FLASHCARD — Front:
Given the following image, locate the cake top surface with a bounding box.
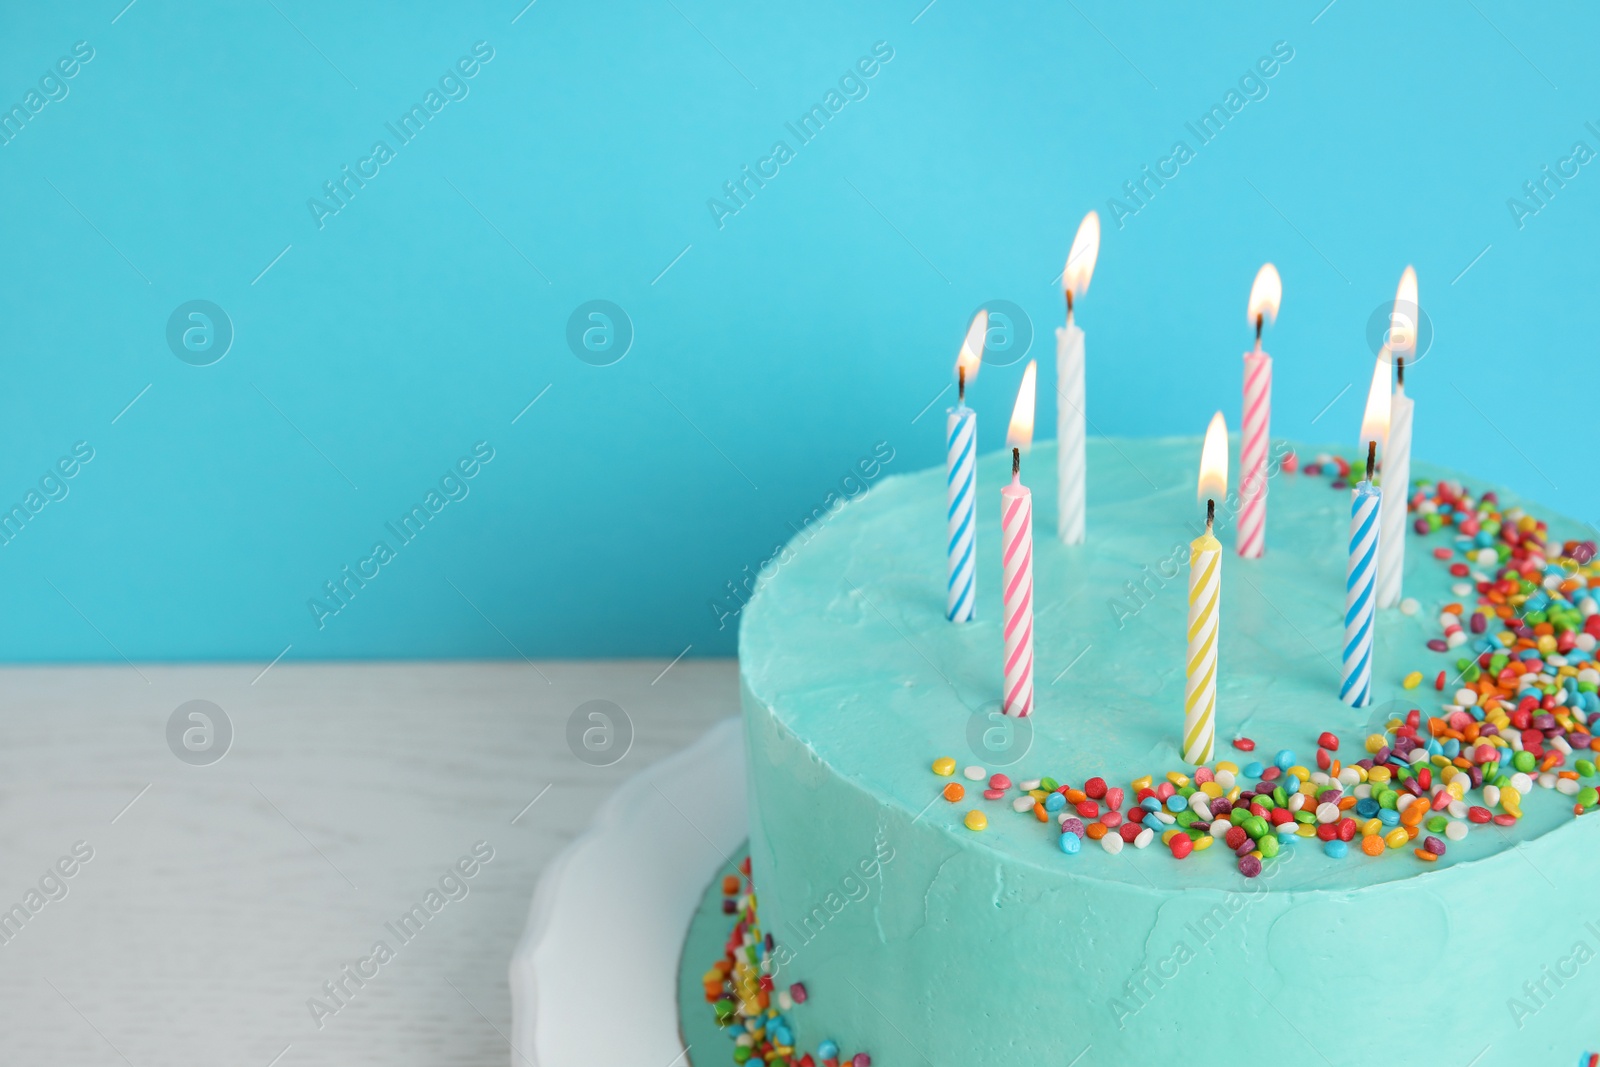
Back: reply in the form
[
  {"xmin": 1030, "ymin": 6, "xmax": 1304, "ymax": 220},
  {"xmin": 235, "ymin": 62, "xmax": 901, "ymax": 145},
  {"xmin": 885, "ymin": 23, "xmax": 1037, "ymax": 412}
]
[{"xmin": 740, "ymin": 436, "xmax": 1596, "ymax": 893}]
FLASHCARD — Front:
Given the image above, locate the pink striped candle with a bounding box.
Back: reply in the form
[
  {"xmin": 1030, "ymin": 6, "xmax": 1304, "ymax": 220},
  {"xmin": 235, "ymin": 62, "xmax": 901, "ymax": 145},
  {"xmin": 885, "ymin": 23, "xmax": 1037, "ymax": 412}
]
[
  {"xmin": 1237, "ymin": 264, "xmax": 1281, "ymax": 559},
  {"xmin": 1001, "ymin": 450, "xmax": 1034, "ymax": 718},
  {"xmin": 1003, "ymin": 364, "xmax": 1036, "ymax": 718}
]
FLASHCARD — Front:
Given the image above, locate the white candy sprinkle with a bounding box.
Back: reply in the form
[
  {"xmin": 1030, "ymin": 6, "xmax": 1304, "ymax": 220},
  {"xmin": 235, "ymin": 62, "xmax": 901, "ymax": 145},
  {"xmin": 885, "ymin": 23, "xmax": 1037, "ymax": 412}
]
[
  {"xmin": 1151, "ymin": 810, "xmax": 1176, "ymax": 826},
  {"xmin": 1451, "ymin": 582, "xmax": 1473, "ymax": 597},
  {"xmin": 1449, "ymin": 799, "xmax": 1470, "ymax": 818},
  {"xmin": 1216, "ymin": 770, "xmax": 1236, "ymax": 790},
  {"xmin": 1019, "ymin": 779, "xmax": 1041, "ymax": 791},
  {"xmin": 1400, "ymin": 597, "xmax": 1421, "ymax": 615},
  {"xmin": 1340, "ymin": 768, "xmax": 1363, "ymax": 787},
  {"xmin": 1510, "ymin": 772, "xmax": 1534, "ymax": 794},
  {"xmin": 1447, "ymin": 631, "xmax": 1468, "ymax": 648},
  {"xmin": 1539, "ymin": 772, "xmax": 1558, "ymax": 789},
  {"xmin": 1354, "ymin": 783, "xmax": 1374, "ymax": 799},
  {"xmin": 1557, "ymin": 777, "xmax": 1580, "ymax": 796},
  {"xmin": 963, "ymin": 765, "xmax": 986, "ymax": 781},
  {"xmin": 1445, "ymin": 820, "xmax": 1469, "ymax": 841},
  {"xmin": 1012, "ymin": 796, "xmax": 1035, "ymax": 813},
  {"xmin": 1316, "ymin": 802, "xmax": 1341, "ymax": 823},
  {"xmin": 777, "ymin": 991, "xmax": 794, "ymax": 1011},
  {"xmin": 1553, "ymin": 735, "xmax": 1573, "ymax": 755},
  {"xmin": 1101, "ymin": 833, "xmax": 1124, "ymax": 855},
  {"xmin": 1210, "ymin": 820, "xmax": 1231, "ymax": 837},
  {"xmin": 1476, "ymin": 548, "xmax": 1498, "ymax": 566},
  {"xmin": 1135, "ymin": 828, "xmax": 1155, "ymax": 849},
  {"xmin": 1288, "ymin": 793, "xmax": 1306, "ymax": 812},
  {"xmin": 1455, "ymin": 688, "xmax": 1478, "ymax": 706},
  {"xmin": 1482, "ymin": 785, "xmax": 1499, "ymax": 807}
]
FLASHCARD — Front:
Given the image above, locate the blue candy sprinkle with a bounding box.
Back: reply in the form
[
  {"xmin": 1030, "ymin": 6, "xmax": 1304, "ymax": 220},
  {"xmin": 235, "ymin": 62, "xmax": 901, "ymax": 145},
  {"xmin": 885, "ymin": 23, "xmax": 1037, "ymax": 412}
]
[{"xmin": 1059, "ymin": 831, "xmax": 1081, "ymax": 854}]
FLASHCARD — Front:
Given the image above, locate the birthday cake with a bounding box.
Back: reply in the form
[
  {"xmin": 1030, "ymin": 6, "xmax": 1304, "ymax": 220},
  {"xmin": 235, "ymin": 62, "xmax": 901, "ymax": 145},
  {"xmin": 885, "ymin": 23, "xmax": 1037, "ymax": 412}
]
[{"xmin": 684, "ymin": 435, "xmax": 1600, "ymax": 1066}]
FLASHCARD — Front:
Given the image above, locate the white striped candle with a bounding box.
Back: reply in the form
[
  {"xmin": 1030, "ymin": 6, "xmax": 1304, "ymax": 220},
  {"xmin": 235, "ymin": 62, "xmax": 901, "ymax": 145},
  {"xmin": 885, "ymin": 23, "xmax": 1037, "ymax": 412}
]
[
  {"xmin": 1341, "ymin": 443, "xmax": 1381, "ymax": 708},
  {"xmin": 1238, "ymin": 264, "xmax": 1280, "ymax": 559},
  {"xmin": 1056, "ymin": 211, "xmax": 1098, "ymax": 546},
  {"xmin": 1055, "ymin": 320, "xmax": 1085, "ymax": 545},
  {"xmin": 1376, "ymin": 361, "xmax": 1413, "ymax": 609},
  {"xmin": 1001, "ymin": 450, "xmax": 1034, "ymax": 717},
  {"xmin": 946, "ymin": 394, "xmax": 977, "ymax": 622}
]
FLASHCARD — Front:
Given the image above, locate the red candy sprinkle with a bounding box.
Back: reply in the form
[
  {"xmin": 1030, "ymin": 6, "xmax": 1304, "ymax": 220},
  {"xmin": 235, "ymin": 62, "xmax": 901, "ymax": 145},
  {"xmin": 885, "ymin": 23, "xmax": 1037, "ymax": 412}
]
[
  {"xmin": 1233, "ymin": 737, "xmax": 1256, "ymax": 752},
  {"xmin": 1084, "ymin": 776, "xmax": 1107, "ymax": 799},
  {"xmin": 1170, "ymin": 834, "xmax": 1194, "ymax": 859},
  {"xmin": 1318, "ymin": 732, "xmax": 1339, "ymax": 751}
]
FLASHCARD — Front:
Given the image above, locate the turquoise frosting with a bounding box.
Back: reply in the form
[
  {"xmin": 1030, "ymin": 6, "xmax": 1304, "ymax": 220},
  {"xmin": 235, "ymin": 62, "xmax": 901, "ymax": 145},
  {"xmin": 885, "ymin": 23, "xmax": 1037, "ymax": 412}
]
[{"xmin": 736, "ymin": 437, "xmax": 1599, "ymax": 1065}]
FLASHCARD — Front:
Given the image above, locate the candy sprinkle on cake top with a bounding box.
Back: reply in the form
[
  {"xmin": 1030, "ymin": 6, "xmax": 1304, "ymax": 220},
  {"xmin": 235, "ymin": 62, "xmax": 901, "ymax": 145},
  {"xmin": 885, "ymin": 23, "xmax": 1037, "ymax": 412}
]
[{"xmin": 926, "ymin": 458, "xmax": 1600, "ymax": 880}]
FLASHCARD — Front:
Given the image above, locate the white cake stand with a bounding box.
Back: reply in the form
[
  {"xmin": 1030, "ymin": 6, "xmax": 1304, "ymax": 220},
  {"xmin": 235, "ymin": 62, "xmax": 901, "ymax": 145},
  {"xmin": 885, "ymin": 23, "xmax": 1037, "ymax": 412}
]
[{"xmin": 510, "ymin": 717, "xmax": 746, "ymax": 1067}]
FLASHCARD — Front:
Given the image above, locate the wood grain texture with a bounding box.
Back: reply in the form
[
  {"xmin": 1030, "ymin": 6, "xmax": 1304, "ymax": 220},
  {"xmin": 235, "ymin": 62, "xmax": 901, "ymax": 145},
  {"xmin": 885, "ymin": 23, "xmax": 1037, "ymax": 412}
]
[{"xmin": 0, "ymin": 659, "xmax": 736, "ymax": 1066}]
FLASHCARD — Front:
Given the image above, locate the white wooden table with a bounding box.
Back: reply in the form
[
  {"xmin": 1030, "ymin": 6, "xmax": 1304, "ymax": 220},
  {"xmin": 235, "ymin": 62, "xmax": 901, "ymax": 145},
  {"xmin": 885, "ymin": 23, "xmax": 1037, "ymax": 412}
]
[{"xmin": 0, "ymin": 659, "xmax": 736, "ymax": 1067}]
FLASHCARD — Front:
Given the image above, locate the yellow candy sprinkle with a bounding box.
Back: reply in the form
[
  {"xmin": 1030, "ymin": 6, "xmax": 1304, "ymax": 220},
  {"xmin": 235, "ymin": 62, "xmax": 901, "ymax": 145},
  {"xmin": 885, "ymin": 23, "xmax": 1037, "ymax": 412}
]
[
  {"xmin": 1215, "ymin": 760, "xmax": 1240, "ymax": 774},
  {"xmin": 1166, "ymin": 771, "xmax": 1191, "ymax": 788},
  {"xmin": 964, "ymin": 810, "xmax": 988, "ymax": 831},
  {"xmin": 1161, "ymin": 828, "xmax": 1182, "ymax": 845},
  {"xmin": 1200, "ymin": 781, "xmax": 1224, "ymax": 799},
  {"xmin": 1193, "ymin": 835, "xmax": 1213, "ymax": 851},
  {"xmin": 1131, "ymin": 775, "xmax": 1153, "ymax": 792},
  {"xmin": 1361, "ymin": 818, "xmax": 1384, "ymax": 837},
  {"xmin": 1287, "ymin": 765, "xmax": 1310, "ymax": 780},
  {"xmin": 1366, "ymin": 734, "xmax": 1388, "ymax": 754},
  {"xmin": 1384, "ymin": 828, "xmax": 1410, "ymax": 849},
  {"xmin": 1403, "ymin": 671, "xmax": 1423, "ymax": 689},
  {"xmin": 1500, "ymin": 785, "xmax": 1522, "ymax": 815},
  {"xmin": 1369, "ymin": 767, "xmax": 1392, "ymax": 785},
  {"xmin": 932, "ymin": 757, "xmax": 956, "ymax": 776},
  {"xmin": 1296, "ymin": 823, "xmax": 1317, "ymax": 837}
]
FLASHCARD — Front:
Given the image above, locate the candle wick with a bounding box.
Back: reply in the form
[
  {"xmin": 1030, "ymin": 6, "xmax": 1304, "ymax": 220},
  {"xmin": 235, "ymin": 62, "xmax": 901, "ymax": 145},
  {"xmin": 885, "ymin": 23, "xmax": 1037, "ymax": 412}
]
[
  {"xmin": 959, "ymin": 364, "xmax": 965, "ymax": 403},
  {"xmin": 1366, "ymin": 440, "xmax": 1377, "ymax": 481},
  {"xmin": 1206, "ymin": 498, "xmax": 1215, "ymax": 533},
  {"xmin": 1012, "ymin": 447, "xmax": 1020, "ymax": 478},
  {"xmin": 1065, "ymin": 288, "xmax": 1074, "ymax": 320},
  {"xmin": 1255, "ymin": 313, "xmax": 1263, "ymax": 344},
  {"xmin": 1397, "ymin": 355, "xmax": 1406, "ymax": 388}
]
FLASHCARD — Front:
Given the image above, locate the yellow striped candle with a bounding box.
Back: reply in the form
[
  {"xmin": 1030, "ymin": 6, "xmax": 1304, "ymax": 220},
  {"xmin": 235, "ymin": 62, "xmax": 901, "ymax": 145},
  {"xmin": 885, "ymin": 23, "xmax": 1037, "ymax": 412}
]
[{"xmin": 1184, "ymin": 413, "xmax": 1228, "ymax": 765}]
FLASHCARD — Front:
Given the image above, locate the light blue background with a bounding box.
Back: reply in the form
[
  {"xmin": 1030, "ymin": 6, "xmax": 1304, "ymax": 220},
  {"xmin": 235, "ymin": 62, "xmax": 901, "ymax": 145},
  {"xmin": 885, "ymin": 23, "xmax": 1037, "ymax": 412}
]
[{"xmin": 0, "ymin": 1, "xmax": 1593, "ymax": 663}]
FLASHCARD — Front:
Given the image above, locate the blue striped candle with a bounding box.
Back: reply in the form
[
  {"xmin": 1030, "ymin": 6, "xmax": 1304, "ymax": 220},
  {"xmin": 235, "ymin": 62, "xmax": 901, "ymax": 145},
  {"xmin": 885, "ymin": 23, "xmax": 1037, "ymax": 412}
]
[
  {"xmin": 1340, "ymin": 445, "xmax": 1381, "ymax": 707},
  {"xmin": 946, "ymin": 400, "xmax": 977, "ymax": 622}
]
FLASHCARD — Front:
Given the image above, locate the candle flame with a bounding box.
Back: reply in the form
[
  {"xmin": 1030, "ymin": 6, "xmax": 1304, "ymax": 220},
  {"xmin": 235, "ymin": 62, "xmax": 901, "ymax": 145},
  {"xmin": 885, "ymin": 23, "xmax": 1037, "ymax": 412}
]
[
  {"xmin": 1390, "ymin": 265, "xmax": 1418, "ymax": 358},
  {"xmin": 955, "ymin": 309, "xmax": 986, "ymax": 383},
  {"xmin": 1197, "ymin": 411, "xmax": 1228, "ymax": 502},
  {"xmin": 1361, "ymin": 351, "xmax": 1391, "ymax": 451},
  {"xmin": 1062, "ymin": 211, "xmax": 1101, "ymax": 300},
  {"xmin": 1006, "ymin": 360, "xmax": 1037, "ymax": 450},
  {"xmin": 1247, "ymin": 263, "xmax": 1282, "ymax": 326}
]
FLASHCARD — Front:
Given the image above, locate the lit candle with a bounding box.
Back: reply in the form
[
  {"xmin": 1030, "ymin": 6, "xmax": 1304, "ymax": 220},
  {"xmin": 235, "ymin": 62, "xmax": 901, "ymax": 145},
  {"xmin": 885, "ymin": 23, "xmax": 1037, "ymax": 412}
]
[
  {"xmin": 1056, "ymin": 211, "xmax": 1099, "ymax": 546},
  {"xmin": 1341, "ymin": 365, "xmax": 1390, "ymax": 707},
  {"xmin": 1002, "ymin": 361, "xmax": 1037, "ymax": 717},
  {"xmin": 1184, "ymin": 413, "xmax": 1228, "ymax": 764},
  {"xmin": 946, "ymin": 311, "xmax": 987, "ymax": 623},
  {"xmin": 1237, "ymin": 264, "xmax": 1281, "ymax": 559},
  {"xmin": 1377, "ymin": 267, "xmax": 1417, "ymax": 610}
]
